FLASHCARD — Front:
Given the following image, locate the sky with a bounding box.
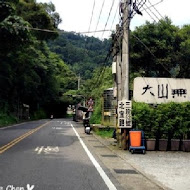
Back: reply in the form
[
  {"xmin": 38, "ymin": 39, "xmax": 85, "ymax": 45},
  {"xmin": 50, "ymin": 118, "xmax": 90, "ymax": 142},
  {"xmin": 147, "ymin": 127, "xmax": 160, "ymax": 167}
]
[{"xmin": 36, "ymin": 0, "xmax": 190, "ymax": 39}]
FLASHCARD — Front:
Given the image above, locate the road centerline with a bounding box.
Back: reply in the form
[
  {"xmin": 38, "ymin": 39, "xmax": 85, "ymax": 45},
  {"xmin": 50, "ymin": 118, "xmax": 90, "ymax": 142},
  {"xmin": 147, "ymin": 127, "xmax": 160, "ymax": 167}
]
[{"xmin": 0, "ymin": 121, "xmax": 50, "ymax": 154}]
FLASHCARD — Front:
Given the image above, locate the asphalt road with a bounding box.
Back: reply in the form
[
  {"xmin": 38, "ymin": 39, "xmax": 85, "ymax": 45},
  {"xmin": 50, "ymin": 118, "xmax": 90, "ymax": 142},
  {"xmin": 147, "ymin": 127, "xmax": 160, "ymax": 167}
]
[{"xmin": 0, "ymin": 119, "xmax": 118, "ymax": 190}]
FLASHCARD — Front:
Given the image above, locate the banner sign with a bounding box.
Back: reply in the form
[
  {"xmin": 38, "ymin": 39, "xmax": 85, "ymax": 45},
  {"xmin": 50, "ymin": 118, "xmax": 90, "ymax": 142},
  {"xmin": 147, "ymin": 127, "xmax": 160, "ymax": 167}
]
[
  {"xmin": 134, "ymin": 77, "xmax": 190, "ymax": 104},
  {"xmin": 118, "ymin": 100, "xmax": 132, "ymax": 128}
]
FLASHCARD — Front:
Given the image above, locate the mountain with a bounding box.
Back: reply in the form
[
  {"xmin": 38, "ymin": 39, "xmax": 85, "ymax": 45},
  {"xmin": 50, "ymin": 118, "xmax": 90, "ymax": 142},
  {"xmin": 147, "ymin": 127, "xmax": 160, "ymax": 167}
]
[{"xmin": 48, "ymin": 31, "xmax": 112, "ymax": 80}]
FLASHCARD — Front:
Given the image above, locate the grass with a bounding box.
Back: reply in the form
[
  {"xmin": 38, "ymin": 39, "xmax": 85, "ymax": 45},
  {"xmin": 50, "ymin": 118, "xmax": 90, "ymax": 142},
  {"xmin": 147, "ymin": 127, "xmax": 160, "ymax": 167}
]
[
  {"xmin": 0, "ymin": 112, "xmax": 18, "ymax": 128},
  {"xmin": 95, "ymin": 128, "xmax": 115, "ymax": 138}
]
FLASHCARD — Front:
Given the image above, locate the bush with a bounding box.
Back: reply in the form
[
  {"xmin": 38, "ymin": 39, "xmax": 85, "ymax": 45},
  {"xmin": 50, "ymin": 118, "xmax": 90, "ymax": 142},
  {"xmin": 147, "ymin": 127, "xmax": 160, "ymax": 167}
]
[
  {"xmin": 32, "ymin": 109, "xmax": 47, "ymax": 120},
  {"xmin": 0, "ymin": 112, "xmax": 18, "ymax": 127},
  {"xmin": 132, "ymin": 102, "xmax": 157, "ymax": 138},
  {"xmin": 132, "ymin": 101, "xmax": 190, "ymax": 139},
  {"xmin": 90, "ymin": 99, "xmax": 102, "ymax": 124}
]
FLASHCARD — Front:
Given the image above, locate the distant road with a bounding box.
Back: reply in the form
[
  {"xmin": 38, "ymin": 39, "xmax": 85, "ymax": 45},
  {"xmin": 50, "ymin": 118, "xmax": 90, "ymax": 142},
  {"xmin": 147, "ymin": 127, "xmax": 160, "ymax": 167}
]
[{"xmin": 0, "ymin": 119, "xmax": 117, "ymax": 190}]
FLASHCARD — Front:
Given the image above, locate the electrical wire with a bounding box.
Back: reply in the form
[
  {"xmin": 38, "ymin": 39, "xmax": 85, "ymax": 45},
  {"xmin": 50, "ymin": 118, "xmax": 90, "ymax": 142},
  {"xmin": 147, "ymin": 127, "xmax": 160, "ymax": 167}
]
[
  {"xmin": 144, "ymin": 3, "xmax": 160, "ymax": 22},
  {"xmin": 27, "ymin": 27, "xmax": 112, "ymax": 35},
  {"xmin": 110, "ymin": 2, "xmax": 120, "ymax": 31},
  {"xmin": 147, "ymin": 0, "xmax": 164, "ymax": 19},
  {"xmin": 141, "ymin": 0, "xmax": 163, "ymax": 12},
  {"xmin": 101, "ymin": 0, "xmax": 116, "ymax": 39},
  {"xmin": 143, "ymin": 4, "xmax": 158, "ymax": 22},
  {"xmin": 88, "ymin": 0, "xmax": 96, "ymax": 32},
  {"xmin": 94, "ymin": 0, "xmax": 106, "ymax": 36}
]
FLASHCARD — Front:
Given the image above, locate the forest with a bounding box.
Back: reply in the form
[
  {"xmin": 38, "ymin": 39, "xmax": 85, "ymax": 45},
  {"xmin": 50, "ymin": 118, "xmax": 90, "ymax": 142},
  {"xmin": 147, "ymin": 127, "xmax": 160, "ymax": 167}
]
[{"xmin": 1, "ymin": 0, "xmax": 190, "ymax": 126}]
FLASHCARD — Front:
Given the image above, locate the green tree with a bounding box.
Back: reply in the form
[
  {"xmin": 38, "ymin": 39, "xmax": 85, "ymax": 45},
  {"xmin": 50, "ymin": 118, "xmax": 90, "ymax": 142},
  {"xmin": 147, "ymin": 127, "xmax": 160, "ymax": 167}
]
[{"xmin": 130, "ymin": 17, "xmax": 180, "ymax": 77}]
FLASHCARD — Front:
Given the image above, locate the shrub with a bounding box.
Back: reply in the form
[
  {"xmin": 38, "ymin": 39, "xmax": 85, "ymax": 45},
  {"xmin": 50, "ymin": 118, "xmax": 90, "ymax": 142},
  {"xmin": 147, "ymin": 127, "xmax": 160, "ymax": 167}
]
[
  {"xmin": 90, "ymin": 99, "xmax": 102, "ymax": 124},
  {"xmin": 132, "ymin": 102, "xmax": 157, "ymax": 138},
  {"xmin": 32, "ymin": 109, "xmax": 47, "ymax": 120},
  {"xmin": 132, "ymin": 101, "xmax": 190, "ymax": 139},
  {"xmin": 0, "ymin": 112, "xmax": 18, "ymax": 127}
]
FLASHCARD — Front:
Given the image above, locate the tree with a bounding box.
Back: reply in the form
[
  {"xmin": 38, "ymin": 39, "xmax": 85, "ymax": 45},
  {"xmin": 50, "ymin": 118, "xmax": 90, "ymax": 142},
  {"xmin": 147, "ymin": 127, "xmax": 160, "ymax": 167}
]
[{"xmin": 130, "ymin": 17, "xmax": 180, "ymax": 77}]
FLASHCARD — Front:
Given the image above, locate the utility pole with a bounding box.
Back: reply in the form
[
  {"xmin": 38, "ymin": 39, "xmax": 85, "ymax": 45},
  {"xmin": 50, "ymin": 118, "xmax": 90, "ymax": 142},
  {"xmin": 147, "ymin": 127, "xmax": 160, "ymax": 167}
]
[
  {"xmin": 113, "ymin": 0, "xmax": 144, "ymax": 149},
  {"xmin": 116, "ymin": 25, "xmax": 122, "ymax": 148},
  {"xmin": 121, "ymin": 0, "xmax": 130, "ymax": 100},
  {"xmin": 78, "ymin": 74, "xmax": 81, "ymax": 90},
  {"xmin": 121, "ymin": 0, "xmax": 131, "ymax": 150}
]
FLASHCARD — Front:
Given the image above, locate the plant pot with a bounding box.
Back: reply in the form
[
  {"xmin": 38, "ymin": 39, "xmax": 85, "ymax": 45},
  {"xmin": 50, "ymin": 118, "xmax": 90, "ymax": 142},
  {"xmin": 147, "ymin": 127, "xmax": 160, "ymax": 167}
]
[
  {"xmin": 171, "ymin": 139, "xmax": 180, "ymax": 151},
  {"xmin": 159, "ymin": 139, "xmax": 168, "ymax": 151},
  {"xmin": 182, "ymin": 140, "xmax": 190, "ymax": 152},
  {"xmin": 146, "ymin": 139, "xmax": 156, "ymax": 151}
]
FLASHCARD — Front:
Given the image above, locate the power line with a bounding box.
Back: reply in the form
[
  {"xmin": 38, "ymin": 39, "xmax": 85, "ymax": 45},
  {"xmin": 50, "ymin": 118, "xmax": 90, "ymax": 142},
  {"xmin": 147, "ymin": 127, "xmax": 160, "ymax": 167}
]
[
  {"xmin": 27, "ymin": 27, "xmax": 112, "ymax": 35},
  {"xmin": 88, "ymin": 0, "xmax": 96, "ymax": 32},
  {"xmin": 141, "ymin": 0, "xmax": 163, "ymax": 13},
  {"xmin": 110, "ymin": 2, "xmax": 120, "ymax": 31},
  {"xmin": 94, "ymin": 0, "xmax": 106, "ymax": 36},
  {"xmin": 147, "ymin": 0, "xmax": 164, "ymax": 19},
  {"xmin": 143, "ymin": 4, "xmax": 158, "ymax": 22},
  {"xmin": 144, "ymin": 2, "xmax": 161, "ymax": 21},
  {"xmin": 101, "ymin": 0, "xmax": 116, "ymax": 39}
]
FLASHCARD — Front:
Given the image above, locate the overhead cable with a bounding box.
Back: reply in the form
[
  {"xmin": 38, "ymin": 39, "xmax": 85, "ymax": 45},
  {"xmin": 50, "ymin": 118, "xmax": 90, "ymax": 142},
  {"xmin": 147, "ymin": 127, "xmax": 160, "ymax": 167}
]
[
  {"xmin": 147, "ymin": 0, "xmax": 164, "ymax": 19},
  {"xmin": 101, "ymin": 0, "xmax": 116, "ymax": 39},
  {"xmin": 27, "ymin": 27, "xmax": 112, "ymax": 35},
  {"xmin": 88, "ymin": 0, "xmax": 96, "ymax": 32},
  {"xmin": 94, "ymin": 0, "xmax": 106, "ymax": 36},
  {"xmin": 110, "ymin": 2, "xmax": 120, "ymax": 31}
]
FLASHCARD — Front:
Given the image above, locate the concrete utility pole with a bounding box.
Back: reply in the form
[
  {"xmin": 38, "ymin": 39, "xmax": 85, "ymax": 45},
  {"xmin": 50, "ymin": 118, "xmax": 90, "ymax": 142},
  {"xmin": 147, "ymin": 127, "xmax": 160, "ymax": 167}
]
[
  {"xmin": 121, "ymin": 0, "xmax": 130, "ymax": 100},
  {"xmin": 78, "ymin": 74, "xmax": 81, "ymax": 90},
  {"xmin": 116, "ymin": 25, "xmax": 122, "ymax": 148},
  {"xmin": 121, "ymin": 0, "xmax": 131, "ymax": 150}
]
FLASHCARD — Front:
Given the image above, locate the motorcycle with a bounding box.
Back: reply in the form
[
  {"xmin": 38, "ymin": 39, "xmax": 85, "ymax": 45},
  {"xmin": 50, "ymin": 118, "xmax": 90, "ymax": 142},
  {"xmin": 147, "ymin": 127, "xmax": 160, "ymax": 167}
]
[{"xmin": 83, "ymin": 118, "xmax": 91, "ymax": 134}]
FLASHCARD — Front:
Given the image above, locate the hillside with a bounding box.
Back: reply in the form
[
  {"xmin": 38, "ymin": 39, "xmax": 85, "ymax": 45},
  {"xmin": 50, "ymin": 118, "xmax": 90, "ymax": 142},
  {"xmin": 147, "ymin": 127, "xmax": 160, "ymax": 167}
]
[{"xmin": 48, "ymin": 31, "xmax": 112, "ymax": 79}]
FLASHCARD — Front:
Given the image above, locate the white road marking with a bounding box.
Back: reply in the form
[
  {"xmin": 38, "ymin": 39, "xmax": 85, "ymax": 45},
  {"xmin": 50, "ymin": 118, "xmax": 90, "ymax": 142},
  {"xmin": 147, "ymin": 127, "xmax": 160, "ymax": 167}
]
[
  {"xmin": 35, "ymin": 146, "xmax": 44, "ymax": 154},
  {"xmin": 35, "ymin": 146, "xmax": 59, "ymax": 155},
  {"xmin": 71, "ymin": 124, "xmax": 117, "ymax": 190},
  {"xmin": 52, "ymin": 127, "xmax": 62, "ymax": 130}
]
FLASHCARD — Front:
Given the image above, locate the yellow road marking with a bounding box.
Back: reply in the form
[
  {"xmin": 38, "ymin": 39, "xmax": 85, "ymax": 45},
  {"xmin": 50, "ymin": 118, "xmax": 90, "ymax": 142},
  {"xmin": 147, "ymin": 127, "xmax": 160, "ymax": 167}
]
[{"xmin": 0, "ymin": 121, "xmax": 50, "ymax": 154}]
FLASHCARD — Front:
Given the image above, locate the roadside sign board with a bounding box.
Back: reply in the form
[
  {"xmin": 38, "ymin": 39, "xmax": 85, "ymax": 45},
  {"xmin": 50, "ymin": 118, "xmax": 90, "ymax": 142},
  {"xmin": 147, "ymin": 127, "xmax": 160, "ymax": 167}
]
[
  {"xmin": 118, "ymin": 100, "xmax": 132, "ymax": 128},
  {"xmin": 134, "ymin": 77, "xmax": 190, "ymax": 104}
]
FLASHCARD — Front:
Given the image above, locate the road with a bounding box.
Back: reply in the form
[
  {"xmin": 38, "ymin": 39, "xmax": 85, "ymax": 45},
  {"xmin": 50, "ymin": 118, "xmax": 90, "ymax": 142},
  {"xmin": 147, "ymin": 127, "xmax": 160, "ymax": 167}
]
[{"xmin": 0, "ymin": 119, "xmax": 119, "ymax": 190}]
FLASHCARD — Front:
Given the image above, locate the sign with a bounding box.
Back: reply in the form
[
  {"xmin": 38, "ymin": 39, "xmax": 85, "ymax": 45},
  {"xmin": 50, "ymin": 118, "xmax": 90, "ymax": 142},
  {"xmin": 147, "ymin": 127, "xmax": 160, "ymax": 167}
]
[
  {"xmin": 134, "ymin": 77, "xmax": 190, "ymax": 104},
  {"xmin": 118, "ymin": 100, "xmax": 132, "ymax": 128}
]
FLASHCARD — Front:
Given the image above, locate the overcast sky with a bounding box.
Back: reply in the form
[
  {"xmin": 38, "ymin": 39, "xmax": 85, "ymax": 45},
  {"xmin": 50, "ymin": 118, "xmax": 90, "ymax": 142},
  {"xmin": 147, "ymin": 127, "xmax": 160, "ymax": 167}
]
[{"xmin": 36, "ymin": 0, "xmax": 190, "ymax": 39}]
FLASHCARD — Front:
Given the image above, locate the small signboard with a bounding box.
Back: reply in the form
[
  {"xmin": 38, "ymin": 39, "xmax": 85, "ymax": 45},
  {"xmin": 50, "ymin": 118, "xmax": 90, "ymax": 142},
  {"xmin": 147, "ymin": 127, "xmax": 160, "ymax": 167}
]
[
  {"xmin": 134, "ymin": 77, "xmax": 190, "ymax": 104},
  {"xmin": 118, "ymin": 100, "xmax": 132, "ymax": 128}
]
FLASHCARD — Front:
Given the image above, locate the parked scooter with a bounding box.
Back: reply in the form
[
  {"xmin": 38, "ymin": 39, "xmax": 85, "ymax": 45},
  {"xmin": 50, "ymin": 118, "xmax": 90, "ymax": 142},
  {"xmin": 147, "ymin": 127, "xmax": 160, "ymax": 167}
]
[
  {"xmin": 83, "ymin": 112, "xmax": 91, "ymax": 134},
  {"xmin": 83, "ymin": 118, "xmax": 91, "ymax": 134}
]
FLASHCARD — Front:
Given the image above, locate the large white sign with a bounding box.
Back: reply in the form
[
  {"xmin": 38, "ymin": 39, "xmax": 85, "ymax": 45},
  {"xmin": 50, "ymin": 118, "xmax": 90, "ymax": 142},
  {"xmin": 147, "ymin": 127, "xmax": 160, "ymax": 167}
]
[
  {"xmin": 134, "ymin": 77, "xmax": 190, "ymax": 104},
  {"xmin": 118, "ymin": 100, "xmax": 132, "ymax": 128}
]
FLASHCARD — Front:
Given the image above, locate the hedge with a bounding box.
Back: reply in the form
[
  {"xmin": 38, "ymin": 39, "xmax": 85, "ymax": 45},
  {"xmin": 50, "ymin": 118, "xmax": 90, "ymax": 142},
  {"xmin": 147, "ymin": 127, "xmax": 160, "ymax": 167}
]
[{"xmin": 132, "ymin": 102, "xmax": 190, "ymax": 139}]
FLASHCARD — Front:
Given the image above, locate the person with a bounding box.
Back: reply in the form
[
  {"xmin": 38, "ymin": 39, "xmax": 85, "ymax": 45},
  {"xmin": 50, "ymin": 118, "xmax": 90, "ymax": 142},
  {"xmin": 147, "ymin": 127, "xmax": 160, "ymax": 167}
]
[{"xmin": 50, "ymin": 114, "xmax": 53, "ymax": 119}]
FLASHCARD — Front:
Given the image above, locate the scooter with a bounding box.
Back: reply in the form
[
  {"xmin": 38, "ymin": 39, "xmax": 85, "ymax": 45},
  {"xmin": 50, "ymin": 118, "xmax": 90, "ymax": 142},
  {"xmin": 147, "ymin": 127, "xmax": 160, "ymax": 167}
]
[{"xmin": 83, "ymin": 118, "xmax": 91, "ymax": 134}]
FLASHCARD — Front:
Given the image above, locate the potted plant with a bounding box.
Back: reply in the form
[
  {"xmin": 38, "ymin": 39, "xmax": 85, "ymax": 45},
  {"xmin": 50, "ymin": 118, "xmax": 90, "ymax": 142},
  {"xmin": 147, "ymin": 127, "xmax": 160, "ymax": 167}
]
[
  {"xmin": 159, "ymin": 133, "xmax": 168, "ymax": 151},
  {"xmin": 146, "ymin": 138, "xmax": 156, "ymax": 150},
  {"xmin": 182, "ymin": 122, "xmax": 190, "ymax": 152}
]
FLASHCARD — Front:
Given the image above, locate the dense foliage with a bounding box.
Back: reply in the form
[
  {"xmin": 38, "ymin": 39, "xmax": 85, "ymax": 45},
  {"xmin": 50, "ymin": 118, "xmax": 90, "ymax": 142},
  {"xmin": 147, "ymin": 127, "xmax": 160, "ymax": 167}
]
[
  {"xmin": 132, "ymin": 102, "xmax": 190, "ymax": 140},
  {"xmin": 48, "ymin": 32, "xmax": 111, "ymax": 79},
  {"xmin": 130, "ymin": 17, "xmax": 190, "ymax": 78},
  {"xmin": 0, "ymin": 0, "xmax": 77, "ymax": 123}
]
